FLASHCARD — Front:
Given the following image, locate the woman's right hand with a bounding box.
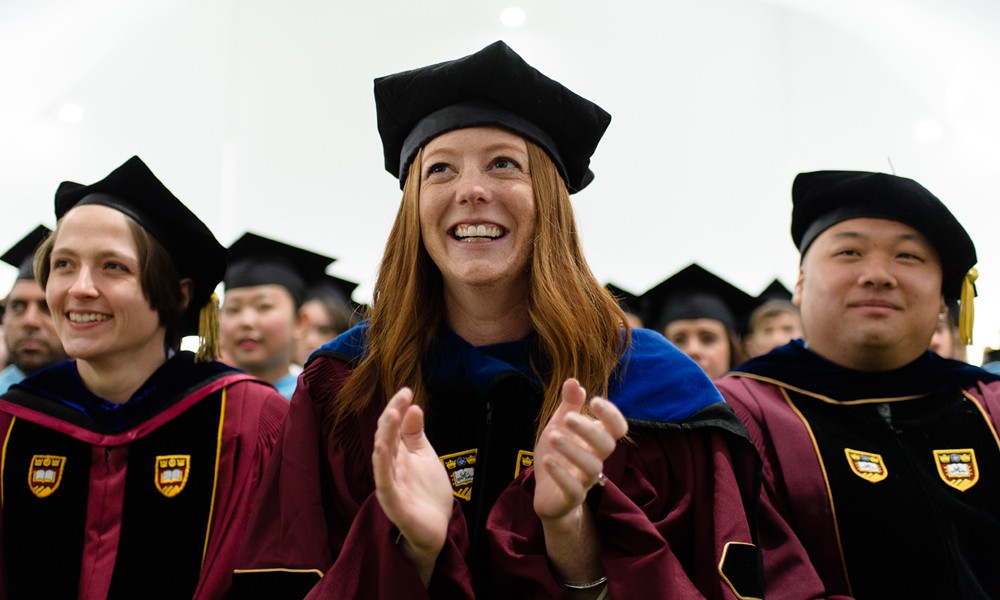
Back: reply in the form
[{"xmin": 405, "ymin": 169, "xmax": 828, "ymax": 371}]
[{"xmin": 372, "ymin": 387, "xmax": 454, "ymax": 587}]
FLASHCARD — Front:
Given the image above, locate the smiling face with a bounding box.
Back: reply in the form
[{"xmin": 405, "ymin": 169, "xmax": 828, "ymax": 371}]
[
  {"xmin": 44, "ymin": 204, "xmax": 166, "ymax": 369},
  {"xmin": 794, "ymin": 217, "xmax": 945, "ymax": 371},
  {"xmin": 418, "ymin": 127, "xmax": 536, "ymax": 299},
  {"xmin": 219, "ymin": 284, "xmax": 298, "ymax": 382}
]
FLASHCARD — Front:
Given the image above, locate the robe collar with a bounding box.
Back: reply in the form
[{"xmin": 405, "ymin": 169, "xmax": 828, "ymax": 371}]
[
  {"xmin": 319, "ymin": 322, "xmax": 725, "ymax": 422},
  {"xmin": 8, "ymin": 352, "xmax": 237, "ymax": 432},
  {"xmin": 728, "ymin": 339, "xmax": 1000, "ymax": 400}
]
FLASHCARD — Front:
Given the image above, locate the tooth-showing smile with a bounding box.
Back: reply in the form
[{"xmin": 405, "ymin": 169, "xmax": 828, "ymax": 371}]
[
  {"xmin": 453, "ymin": 224, "xmax": 505, "ymax": 241},
  {"xmin": 68, "ymin": 312, "xmax": 111, "ymax": 323}
]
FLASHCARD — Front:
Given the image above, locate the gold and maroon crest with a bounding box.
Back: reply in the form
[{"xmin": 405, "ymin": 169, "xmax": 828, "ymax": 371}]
[
  {"xmin": 155, "ymin": 455, "xmax": 191, "ymax": 498},
  {"xmin": 514, "ymin": 450, "xmax": 534, "ymax": 479},
  {"xmin": 440, "ymin": 449, "xmax": 477, "ymax": 501},
  {"xmin": 28, "ymin": 455, "xmax": 66, "ymax": 498},
  {"xmin": 844, "ymin": 448, "xmax": 888, "ymax": 483},
  {"xmin": 933, "ymin": 449, "xmax": 979, "ymax": 492}
]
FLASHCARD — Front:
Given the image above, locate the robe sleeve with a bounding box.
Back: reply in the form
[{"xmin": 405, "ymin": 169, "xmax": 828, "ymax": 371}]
[
  {"xmin": 717, "ymin": 376, "xmax": 854, "ymax": 600},
  {"xmin": 487, "ymin": 422, "xmax": 764, "ymax": 600},
  {"xmin": 231, "ymin": 356, "xmax": 475, "ymax": 599}
]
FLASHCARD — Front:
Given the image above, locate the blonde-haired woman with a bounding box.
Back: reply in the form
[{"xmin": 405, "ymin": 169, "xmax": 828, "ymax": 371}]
[{"xmin": 233, "ymin": 42, "xmax": 764, "ymax": 600}]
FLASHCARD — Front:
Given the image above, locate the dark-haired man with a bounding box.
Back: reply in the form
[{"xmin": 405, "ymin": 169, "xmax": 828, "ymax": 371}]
[
  {"xmin": 0, "ymin": 226, "xmax": 67, "ymax": 392},
  {"xmin": 718, "ymin": 171, "xmax": 1000, "ymax": 599}
]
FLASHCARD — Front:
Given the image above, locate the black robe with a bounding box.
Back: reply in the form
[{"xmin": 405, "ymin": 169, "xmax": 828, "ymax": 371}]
[{"xmin": 718, "ymin": 340, "xmax": 1000, "ymax": 599}]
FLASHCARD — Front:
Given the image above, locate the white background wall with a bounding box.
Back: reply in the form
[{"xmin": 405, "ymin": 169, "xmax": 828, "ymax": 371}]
[{"xmin": 2, "ymin": 0, "xmax": 998, "ymax": 359}]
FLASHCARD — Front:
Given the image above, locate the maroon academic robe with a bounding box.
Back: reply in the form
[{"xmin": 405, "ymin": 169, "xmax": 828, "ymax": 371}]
[
  {"xmin": 233, "ymin": 326, "xmax": 764, "ymax": 599},
  {"xmin": 0, "ymin": 354, "xmax": 288, "ymax": 600},
  {"xmin": 718, "ymin": 342, "xmax": 1000, "ymax": 599}
]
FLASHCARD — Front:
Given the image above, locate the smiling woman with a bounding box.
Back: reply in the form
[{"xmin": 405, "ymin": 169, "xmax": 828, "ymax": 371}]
[
  {"xmin": 0, "ymin": 156, "xmax": 288, "ymax": 599},
  {"xmin": 232, "ymin": 41, "xmax": 769, "ymax": 600}
]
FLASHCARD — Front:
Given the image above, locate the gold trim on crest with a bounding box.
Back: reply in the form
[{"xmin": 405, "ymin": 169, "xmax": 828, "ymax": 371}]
[
  {"xmin": 28, "ymin": 454, "xmax": 66, "ymax": 498},
  {"xmin": 155, "ymin": 454, "xmax": 191, "ymax": 498},
  {"xmin": 514, "ymin": 450, "xmax": 534, "ymax": 479},
  {"xmin": 844, "ymin": 448, "xmax": 887, "ymax": 483},
  {"xmin": 439, "ymin": 449, "xmax": 477, "ymax": 501},
  {"xmin": 933, "ymin": 448, "xmax": 979, "ymax": 492}
]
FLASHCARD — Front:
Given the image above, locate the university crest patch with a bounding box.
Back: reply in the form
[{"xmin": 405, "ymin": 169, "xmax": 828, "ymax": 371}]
[
  {"xmin": 440, "ymin": 449, "xmax": 476, "ymax": 501},
  {"xmin": 514, "ymin": 450, "xmax": 534, "ymax": 479},
  {"xmin": 155, "ymin": 455, "xmax": 191, "ymax": 498},
  {"xmin": 933, "ymin": 449, "xmax": 979, "ymax": 492},
  {"xmin": 844, "ymin": 448, "xmax": 887, "ymax": 483},
  {"xmin": 28, "ymin": 455, "xmax": 66, "ymax": 498}
]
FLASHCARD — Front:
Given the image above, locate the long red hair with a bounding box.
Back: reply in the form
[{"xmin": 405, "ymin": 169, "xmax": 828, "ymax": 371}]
[{"xmin": 328, "ymin": 139, "xmax": 629, "ymax": 440}]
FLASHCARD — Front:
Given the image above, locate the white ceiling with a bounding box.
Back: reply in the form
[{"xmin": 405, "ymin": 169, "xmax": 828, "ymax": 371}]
[{"xmin": 2, "ymin": 0, "xmax": 999, "ymax": 354}]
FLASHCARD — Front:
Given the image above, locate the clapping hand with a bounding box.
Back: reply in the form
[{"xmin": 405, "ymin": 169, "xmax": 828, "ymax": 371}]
[{"xmin": 372, "ymin": 387, "xmax": 454, "ymax": 586}]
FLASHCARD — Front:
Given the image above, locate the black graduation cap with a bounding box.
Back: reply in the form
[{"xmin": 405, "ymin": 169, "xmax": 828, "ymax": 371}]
[
  {"xmin": 224, "ymin": 233, "xmax": 335, "ymax": 307},
  {"xmin": 605, "ymin": 283, "xmax": 645, "ymax": 319},
  {"xmin": 374, "ymin": 40, "xmax": 611, "ymax": 193},
  {"xmin": 303, "ymin": 273, "xmax": 365, "ymax": 326},
  {"xmin": 304, "ymin": 273, "xmax": 359, "ymax": 307},
  {"xmin": 757, "ymin": 278, "xmax": 793, "ymax": 302},
  {"xmin": 54, "ymin": 156, "xmax": 227, "ymax": 357},
  {"xmin": 791, "ymin": 170, "xmax": 975, "ymax": 302},
  {"xmin": 2, "ymin": 225, "xmax": 51, "ymax": 282},
  {"xmin": 642, "ymin": 264, "xmax": 758, "ymax": 335}
]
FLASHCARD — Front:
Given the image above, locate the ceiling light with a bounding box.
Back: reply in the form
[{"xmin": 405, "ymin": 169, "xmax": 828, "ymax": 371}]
[{"xmin": 500, "ymin": 7, "xmax": 526, "ymax": 28}]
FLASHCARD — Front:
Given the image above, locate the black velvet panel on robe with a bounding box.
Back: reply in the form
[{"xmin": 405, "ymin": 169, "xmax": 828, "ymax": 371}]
[
  {"xmin": 789, "ymin": 387, "xmax": 1000, "ymax": 598},
  {"xmin": 425, "ymin": 372, "xmax": 542, "ymax": 597}
]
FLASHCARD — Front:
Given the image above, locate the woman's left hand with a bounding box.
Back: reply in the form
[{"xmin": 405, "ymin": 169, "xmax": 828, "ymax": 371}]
[{"xmin": 533, "ymin": 378, "xmax": 628, "ymax": 523}]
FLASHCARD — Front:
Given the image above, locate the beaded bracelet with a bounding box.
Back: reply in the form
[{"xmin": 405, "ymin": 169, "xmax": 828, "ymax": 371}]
[{"xmin": 563, "ymin": 575, "xmax": 607, "ymax": 590}]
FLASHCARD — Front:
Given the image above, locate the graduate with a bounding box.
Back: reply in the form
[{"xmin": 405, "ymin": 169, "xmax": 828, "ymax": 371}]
[
  {"xmin": 231, "ymin": 41, "xmax": 764, "ymax": 599},
  {"xmin": 0, "ymin": 156, "xmax": 288, "ymax": 599},
  {"xmin": 220, "ymin": 232, "xmax": 335, "ymax": 398},
  {"xmin": 0, "ymin": 225, "xmax": 67, "ymax": 392},
  {"xmin": 743, "ymin": 279, "xmax": 803, "ymax": 358},
  {"xmin": 717, "ymin": 170, "xmax": 1000, "ymax": 598},
  {"xmin": 643, "ymin": 263, "xmax": 757, "ymax": 380},
  {"xmin": 292, "ymin": 273, "xmax": 360, "ymax": 367}
]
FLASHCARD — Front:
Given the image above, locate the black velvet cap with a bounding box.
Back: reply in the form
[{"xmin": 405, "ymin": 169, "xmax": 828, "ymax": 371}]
[
  {"xmin": 374, "ymin": 40, "xmax": 611, "ymax": 193},
  {"xmin": 642, "ymin": 264, "xmax": 757, "ymax": 335},
  {"xmin": 54, "ymin": 156, "xmax": 227, "ymax": 336},
  {"xmin": 224, "ymin": 232, "xmax": 335, "ymax": 307},
  {"xmin": 2, "ymin": 225, "xmax": 51, "ymax": 281},
  {"xmin": 791, "ymin": 170, "xmax": 976, "ymax": 301}
]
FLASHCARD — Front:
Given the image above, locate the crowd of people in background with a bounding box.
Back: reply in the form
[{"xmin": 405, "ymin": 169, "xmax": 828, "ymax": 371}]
[{"xmin": 1, "ymin": 39, "xmax": 998, "ymax": 600}]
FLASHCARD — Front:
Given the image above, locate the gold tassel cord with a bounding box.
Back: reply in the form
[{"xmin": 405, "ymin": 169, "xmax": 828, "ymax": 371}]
[
  {"xmin": 959, "ymin": 268, "xmax": 977, "ymax": 346},
  {"xmin": 195, "ymin": 292, "xmax": 221, "ymax": 363}
]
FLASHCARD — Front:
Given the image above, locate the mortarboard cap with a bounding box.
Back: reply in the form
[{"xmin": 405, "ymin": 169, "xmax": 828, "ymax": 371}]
[
  {"xmin": 224, "ymin": 233, "xmax": 335, "ymax": 307},
  {"xmin": 374, "ymin": 40, "xmax": 611, "ymax": 193},
  {"xmin": 757, "ymin": 278, "xmax": 793, "ymax": 302},
  {"xmin": 305, "ymin": 273, "xmax": 359, "ymax": 307},
  {"xmin": 605, "ymin": 283, "xmax": 645, "ymax": 319},
  {"xmin": 54, "ymin": 156, "xmax": 227, "ymax": 359},
  {"xmin": 792, "ymin": 170, "xmax": 978, "ymax": 343},
  {"xmin": 2, "ymin": 225, "xmax": 52, "ymax": 282},
  {"xmin": 791, "ymin": 171, "xmax": 975, "ymax": 302},
  {"xmin": 642, "ymin": 264, "xmax": 757, "ymax": 335}
]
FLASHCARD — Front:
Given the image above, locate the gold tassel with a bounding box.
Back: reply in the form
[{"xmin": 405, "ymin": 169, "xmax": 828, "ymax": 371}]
[
  {"xmin": 195, "ymin": 292, "xmax": 221, "ymax": 363},
  {"xmin": 959, "ymin": 268, "xmax": 978, "ymax": 346}
]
